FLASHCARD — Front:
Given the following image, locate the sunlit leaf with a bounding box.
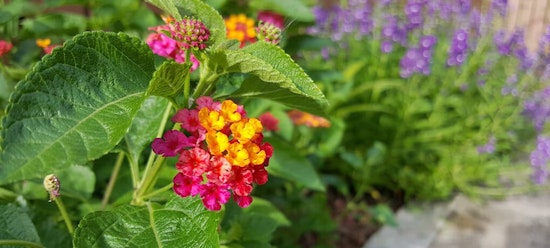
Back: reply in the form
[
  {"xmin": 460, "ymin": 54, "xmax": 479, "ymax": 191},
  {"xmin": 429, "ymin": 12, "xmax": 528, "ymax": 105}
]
[{"xmin": 0, "ymin": 31, "xmax": 155, "ymax": 184}]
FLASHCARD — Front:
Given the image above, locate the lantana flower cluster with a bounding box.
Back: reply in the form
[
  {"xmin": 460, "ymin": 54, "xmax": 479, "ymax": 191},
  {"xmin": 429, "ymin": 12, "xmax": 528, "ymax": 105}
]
[
  {"xmin": 146, "ymin": 17, "xmax": 210, "ymax": 72},
  {"xmin": 0, "ymin": 40, "xmax": 13, "ymax": 58},
  {"xmin": 152, "ymin": 97, "xmax": 273, "ymax": 211},
  {"xmin": 225, "ymin": 11, "xmax": 284, "ymax": 47}
]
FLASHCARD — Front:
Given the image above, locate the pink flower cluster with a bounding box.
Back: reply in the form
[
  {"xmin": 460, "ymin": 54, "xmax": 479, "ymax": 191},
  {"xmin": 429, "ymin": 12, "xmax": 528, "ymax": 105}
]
[
  {"xmin": 146, "ymin": 17, "xmax": 210, "ymax": 72},
  {"xmin": 152, "ymin": 97, "xmax": 274, "ymax": 211},
  {"xmin": 0, "ymin": 40, "xmax": 13, "ymax": 58}
]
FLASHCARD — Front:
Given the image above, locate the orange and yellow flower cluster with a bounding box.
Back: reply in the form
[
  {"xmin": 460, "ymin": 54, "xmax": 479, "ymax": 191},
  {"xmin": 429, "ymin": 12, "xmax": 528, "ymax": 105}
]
[{"xmin": 152, "ymin": 96, "xmax": 273, "ymax": 211}]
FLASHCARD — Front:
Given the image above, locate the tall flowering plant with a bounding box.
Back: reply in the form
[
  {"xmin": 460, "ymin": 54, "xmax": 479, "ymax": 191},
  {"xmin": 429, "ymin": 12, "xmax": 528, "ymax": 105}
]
[
  {"xmin": 297, "ymin": 0, "xmax": 548, "ymax": 201},
  {"xmin": 0, "ymin": 0, "xmax": 326, "ymax": 246}
]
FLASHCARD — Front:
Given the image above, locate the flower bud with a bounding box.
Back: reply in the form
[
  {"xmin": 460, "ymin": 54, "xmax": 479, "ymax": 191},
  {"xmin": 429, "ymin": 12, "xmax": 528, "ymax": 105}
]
[
  {"xmin": 43, "ymin": 174, "xmax": 60, "ymax": 201},
  {"xmin": 172, "ymin": 17, "xmax": 210, "ymax": 50},
  {"xmin": 256, "ymin": 21, "xmax": 282, "ymax": 45}
]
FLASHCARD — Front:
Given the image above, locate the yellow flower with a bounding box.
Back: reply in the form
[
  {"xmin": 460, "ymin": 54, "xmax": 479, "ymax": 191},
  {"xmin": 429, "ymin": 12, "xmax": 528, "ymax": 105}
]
[
  {"xmin": 245, "ymin": 142, "xmax": 266, "ymax": 165},
  {"xmin": 220, "ymin": 100, "xmax": 241, "ymax": 123},
  {"xmin": 225, "ymin": 142, "xmax": 249, "ymax": 167},
  {"xmin": 36, "ymin": 38, "xmax": 51, "ymax": 49},
  {"xmin": 205, "ymin": 131, "xmax": 229, "ymax": 156},
  {"xmin": 199, "ymin": 108, "xmax": 225, "ymax": 131},
  {"xmin": 230, "ymin": 118, "xmax": 263, "ymax": 144},
  {"xmin": 225, "ymin": 14, "xmax": 256, "ymax": 47}
]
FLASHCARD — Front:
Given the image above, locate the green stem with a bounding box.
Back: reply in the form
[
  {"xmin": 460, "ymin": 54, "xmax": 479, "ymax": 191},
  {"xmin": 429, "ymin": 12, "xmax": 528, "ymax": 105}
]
[
  {"xmin": 191, "ymin": 65, "xmax": 221, "ymax": 101},
  {"xmin": 183, "ymin": 50, "xmax": 192, "ymax": 107},
  {"xmin": 101, "ymin": 152, "xmax": 125, "ymax": 210},
  {"xmin": 0, "ymin": 240, "xmax": 45, "ymax": 248},
  {"xmin": 128, "ymin": 153, "xmax": 140, "ymax": 189},
  {"xmin": 54, "ymin": 197, "xmax": 74, "ymax": 236},
  {"xmin": 132, "ymin": 102, "xmax": 173, "ymax": 206},
  {"xmin": 142, "ymin": 183, "xmax": 174, "ymax": 200}
]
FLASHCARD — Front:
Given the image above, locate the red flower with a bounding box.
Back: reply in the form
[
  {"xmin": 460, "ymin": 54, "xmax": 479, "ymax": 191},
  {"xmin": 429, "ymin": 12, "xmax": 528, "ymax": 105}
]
[
  {"xmin": 0, "ymin": 40, "xmax": 13, "ymax": 58},
  {"xmin": 151, "ymin": 130, "xmax": 192, "ymax": 157},
  {"xmin": 258, "ymin": 10, "xmax": 285, "ymax": 29},
  {"xmin": 173, "ymin": 173, "xmax": 201, "ymax": 197},
  {"xmin": 258, "ymin": 112, "xmax": 279, "ymax": 131}
]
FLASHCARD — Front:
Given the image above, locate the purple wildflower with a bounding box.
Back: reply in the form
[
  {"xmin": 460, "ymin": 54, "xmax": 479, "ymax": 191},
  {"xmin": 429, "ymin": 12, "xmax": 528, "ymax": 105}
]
[
  {"xmin": 447, "ymin": 29, "xmax": 469, "ymax": 66},
  {"xmin": 524, "ymin": 87, "xmax": 550, "ymax": 132},
  {"xmin": 477, "ymin": 136, "xmax": 496, "ymax": 154},
  {"xmin": 530, "ymin": 135, "xmax": 550, "ymax": 184},
  {"xmin": 400, "ymin": 35, "xmax": 437, "ymax": 78},
  {"xmin": 404, "ymin": 0, "xmax": 425, "ymax": 31},
  {"xmin": 490, "ymin": 0, "xmax": 508, "ymax": 17}
]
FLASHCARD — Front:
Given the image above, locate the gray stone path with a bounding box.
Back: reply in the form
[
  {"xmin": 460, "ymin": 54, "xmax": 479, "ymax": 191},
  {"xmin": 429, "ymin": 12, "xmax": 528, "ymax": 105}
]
[{"xmin": 364, "ymin": 192, "xmax": 550, "ymax": 248}]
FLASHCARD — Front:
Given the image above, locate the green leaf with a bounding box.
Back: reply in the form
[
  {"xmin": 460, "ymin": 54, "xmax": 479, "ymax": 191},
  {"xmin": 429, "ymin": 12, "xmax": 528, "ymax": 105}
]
[
  {"xmin": 146, "ymin": 61, "xmax": 191, "ymax": 98},
  {"xmin": 210, "ymin": 42, "xmax": 328, "ymax": 116},
  {"xmin": 266, "ymin": 137, "xmax": 325, "ymax": 191},
  {"xmin": 0, "ymin": 204, "xmax": 43, "ymax": 247},
  {"xmin": 0, "ymin": 31, "xmax": 155, "ymax": 184},
  {"xmin": 124, "ymin": 96, "xmax": 170, "ymax": 164},
  {"xmin": 222, "ymin": 198, "xmax": 289, "ymax": 246},
  {"xmin": 57, "ymin": 165, "xmax": 95, "ymax": 200},
  {"xmin": 73, "ymin": 195, "xmax": 221, "ymax": 247},
  {"xmin": 370, "ymin": 204, "xmax": 397, "ymax": 227},
  {"xmin": 146, "ymin": 0, "xmax": 227, "ymax": 48},
  {"xmin": 249, "ymin": 0, "xmax": 314, "ymax": 22}
]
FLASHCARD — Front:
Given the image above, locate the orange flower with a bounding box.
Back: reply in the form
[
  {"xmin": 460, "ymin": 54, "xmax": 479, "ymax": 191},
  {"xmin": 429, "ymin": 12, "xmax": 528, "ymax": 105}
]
[
  {"xmin": 36, "ymin": 38, "xmax": 51, "ymax": 49},
  {"xmin": 288, "ymin": 110, "xmax": 331, "ymax": 128},
  {"xmin": 225, "ymin": 14, "xmax": 256, "ymax": 47}
]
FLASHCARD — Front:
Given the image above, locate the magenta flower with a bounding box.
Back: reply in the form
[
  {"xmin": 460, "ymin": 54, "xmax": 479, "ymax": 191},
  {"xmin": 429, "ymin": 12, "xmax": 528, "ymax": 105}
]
[
  {"xmin": 146, "ymin": 33, "xmax": 177, "ymax": 57},
  {"xmin": 233, "ymin": 194, "xmax": 253, "ymax": 208},
  {"xmin": 258, "ymin": 10, "xmax": 285, "ymax": 29},
  {"xmin": 152, "ymin": 130, "xmax": 192, "ymax": 157},
  {"xmin": 172, "ymin": 109, "xmax": 201, "ymax": 132},
  {"xmin": 176, "ymin": 147, "xmax": 211, "ymax": 177},
  {"xmin": 199, "ymin": 183, "xmax": 231, "ymax": 211},
  {"xmin": 173, "ymin": 173, "xmax": 201, "ymax": 197}
]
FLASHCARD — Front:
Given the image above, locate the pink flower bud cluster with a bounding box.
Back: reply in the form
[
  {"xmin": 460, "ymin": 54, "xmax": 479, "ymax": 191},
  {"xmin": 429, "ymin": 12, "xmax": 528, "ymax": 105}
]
[{"xmin": 146, "ymin": 17, "xmax": 210, "ymax": 72}]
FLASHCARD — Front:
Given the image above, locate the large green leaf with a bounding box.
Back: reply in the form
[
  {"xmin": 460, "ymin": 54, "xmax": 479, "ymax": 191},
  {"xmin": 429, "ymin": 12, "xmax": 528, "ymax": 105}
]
[
  {"xmin": 73, "ymin": 195, "xmax": 221, "ymax": 247},
  {"xmin": 146, "ymin": 0, "xmax": 227, "ymax": 48},
  {"xmin": 0, "ymin": 204, "xmax": 43, "ymax": 247},
  {"xmin": 0, "ymin": 31, "xmax": 155, "ymax": 184},
  {"xmin": 209, "ymin": 42, "xmax": 328, "ymax": 116}
]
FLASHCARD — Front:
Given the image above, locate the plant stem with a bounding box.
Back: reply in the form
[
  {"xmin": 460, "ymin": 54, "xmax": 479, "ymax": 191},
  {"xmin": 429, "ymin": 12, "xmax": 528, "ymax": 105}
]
[
  {"xmin": 192, "ymin": 65, "xmax": 220, "ymax": 101},
  {"xmin": 132, "ymin": 102, "xmax": 173, "ymax": 206},
  {"xmin": 54, "ymin": 197, "xmax": 74, "ymax": 236},
  {"xmin": 183, "ymin": 50, "xmax": 192, "ymax": 107},
  {"xmin": 142, "ymin": 183, "xmax": 174, "ymax": 200},
  {"xmin": 0, "ymin": 240, "xmax": 45, "ymax": 248},
  {"xmin": 101, "ymin": 152, "xmax": 125, "ymax": 210}
]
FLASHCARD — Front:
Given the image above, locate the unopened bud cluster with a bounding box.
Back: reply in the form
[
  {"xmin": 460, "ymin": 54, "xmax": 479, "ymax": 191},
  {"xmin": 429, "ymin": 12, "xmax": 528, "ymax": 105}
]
[
  {"xmin": 172, "ymin": 18, "xmax": 211, "ymax": 50},
  {"xmin": 43, "ymin": 174, "xmax": 60, "ymax": 201},
  {"xmin": 256, "ymin": 21, "xmax": 281, "ymax": 45}
]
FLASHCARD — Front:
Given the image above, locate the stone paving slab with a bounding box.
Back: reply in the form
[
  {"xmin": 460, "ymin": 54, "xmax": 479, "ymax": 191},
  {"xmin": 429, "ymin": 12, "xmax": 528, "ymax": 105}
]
[{"xmin": 364, "ymin": 192, "xmax": 550, "ymax": 248}]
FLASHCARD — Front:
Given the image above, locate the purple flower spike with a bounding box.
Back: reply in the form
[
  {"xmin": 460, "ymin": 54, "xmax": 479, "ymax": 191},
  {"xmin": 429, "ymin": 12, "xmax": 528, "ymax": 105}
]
[
  {"xmin": 530, "ymin": 136, "xmax": 550, "ymax": 184},
  {"xmin": 447, "ymin": 29, "xmax": 469, "ymax": 66}
]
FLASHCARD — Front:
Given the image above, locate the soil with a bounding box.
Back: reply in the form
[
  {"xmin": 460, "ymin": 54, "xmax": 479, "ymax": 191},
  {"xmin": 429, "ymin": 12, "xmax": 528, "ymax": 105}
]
[{"xmin": 306, "ymin": 188, "xmax": 405, "ymax": 248}]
